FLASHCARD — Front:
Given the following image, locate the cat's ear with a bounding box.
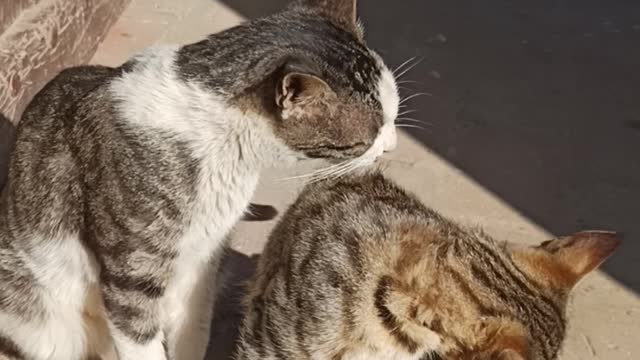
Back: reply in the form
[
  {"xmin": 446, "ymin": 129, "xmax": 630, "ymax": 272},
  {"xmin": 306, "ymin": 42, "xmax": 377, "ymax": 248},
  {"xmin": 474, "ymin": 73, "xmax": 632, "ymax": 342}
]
[
  {"xmin": 537, "ymin": 231, "xmax": 620, "ymax": 287},
  {"xmin": 276, "ymin": 71, "xmax": 333, "ymax": 111},
  {"xmin": 293, "ymin": 0, "xmax": 358, "ymax": 34}
]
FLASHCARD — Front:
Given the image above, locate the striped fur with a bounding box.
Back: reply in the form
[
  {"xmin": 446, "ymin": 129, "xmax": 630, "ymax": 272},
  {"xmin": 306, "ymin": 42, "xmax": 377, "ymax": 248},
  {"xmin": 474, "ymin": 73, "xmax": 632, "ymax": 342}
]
[{"xmin": 236, "ymin": 171, "xmax": 619, "ymax": 360}]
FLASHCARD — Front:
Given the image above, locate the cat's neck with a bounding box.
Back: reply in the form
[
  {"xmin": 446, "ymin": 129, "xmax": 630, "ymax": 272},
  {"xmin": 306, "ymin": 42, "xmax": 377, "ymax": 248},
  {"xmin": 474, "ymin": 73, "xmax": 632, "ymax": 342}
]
[{"xmin": 109, "ymin": 45, "xmax": 295, "ymax": 170}]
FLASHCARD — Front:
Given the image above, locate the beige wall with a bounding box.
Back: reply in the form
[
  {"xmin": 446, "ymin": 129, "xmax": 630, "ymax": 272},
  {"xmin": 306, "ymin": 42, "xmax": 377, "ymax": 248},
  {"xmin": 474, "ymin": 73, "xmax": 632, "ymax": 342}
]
[{"xmin": 0, "ymin": 0, "xmax": 130, "ymax": 124}]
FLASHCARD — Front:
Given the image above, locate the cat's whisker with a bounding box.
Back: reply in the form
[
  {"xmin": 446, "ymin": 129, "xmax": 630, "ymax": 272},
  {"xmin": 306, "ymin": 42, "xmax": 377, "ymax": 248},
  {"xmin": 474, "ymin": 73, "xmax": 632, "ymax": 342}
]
[
  {"xmin": 394, "ymin": 57, "xmax": 424, "ymax": 80},
  {"xmin": 309, "ymin": 155, "xmax": 370, "ymax": 184},
  {"xmin": 311, "ymin": 165, "xmax": 348, "ymax": 181},
  {"xmin": 396, "ymin": 80, "xmax": 423, "ymax": 85},
  {"xmin": 395, "ymin": 123, "xmax": 429, "ymax": 131},
  {"xmin": 326, "ymin": 165, "xmax": 361, "ymax": 183},
  {"xmin": 277, "ymin": 161, "xmax": 349, "ymax": 181},
  {"xmin": 397, "ymin": 109, "xmax": 418, "ymax": 117},
  {"xmin": 399, "ymin": 92, "xmax": 432, "ymax": 105},
  {"xmin": 305, "ymin": 158, "xmax": 354, "ymax": 180},
  {"xmin": 392, "ymin": 56, "xmax": 417, "ymax": 76},
  {"xmin": 309, "ymin": 163, "xmax": 353, "ymax": 183},
  {"xmin": 396, "ymin": 117, "xmax": 432, "ymax": 126},
  {"xmin": 324, "ymin": 159, "xmax": 360, "ymax": 178},
  {"xmin": 334, "ymin": 160, "xmax": 362, "ymax": 178},
  {"xmin": 310, "ymin": 164, "xmax": 354, "ymax": 181}
]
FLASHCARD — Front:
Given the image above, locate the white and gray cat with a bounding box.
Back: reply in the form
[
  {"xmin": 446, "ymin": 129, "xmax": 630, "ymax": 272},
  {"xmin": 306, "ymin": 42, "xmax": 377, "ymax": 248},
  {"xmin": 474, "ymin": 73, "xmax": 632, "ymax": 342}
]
[{"xmin": 0, "ymin": 1, "xmax": 399, "ymax": 359}]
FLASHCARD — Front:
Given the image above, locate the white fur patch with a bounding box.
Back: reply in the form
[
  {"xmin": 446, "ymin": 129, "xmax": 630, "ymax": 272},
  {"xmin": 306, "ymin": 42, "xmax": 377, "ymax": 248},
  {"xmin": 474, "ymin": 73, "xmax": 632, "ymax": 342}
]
[
  {"xmin": 0, "ymin": 232, "xmax": 102, "ymax": 360},
  {"xmin": 376, "ymin": 65, "xmax": 400, "ymax": 152}
]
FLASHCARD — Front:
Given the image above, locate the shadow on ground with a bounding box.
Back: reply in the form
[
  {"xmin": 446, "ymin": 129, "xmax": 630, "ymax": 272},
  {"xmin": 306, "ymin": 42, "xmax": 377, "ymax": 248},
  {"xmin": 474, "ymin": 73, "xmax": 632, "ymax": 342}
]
[
  {"xmin": 0, "ymin": 114, "xmax": 15, "ymax": 191},
  {"xmin": 221, "ymin": 0, "xmax": 640, "ymax": 292},
  {"xmin": 207, "ymin": 250, "xmax": 259, "ymax": 360}
]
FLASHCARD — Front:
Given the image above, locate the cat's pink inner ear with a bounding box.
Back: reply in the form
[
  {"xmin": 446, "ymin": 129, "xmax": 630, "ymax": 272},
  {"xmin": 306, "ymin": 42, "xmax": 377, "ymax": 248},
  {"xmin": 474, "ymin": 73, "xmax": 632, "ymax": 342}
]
[
  {"xmin": 277, "ymin": 72, "xmax": 332, "ymax": 110},
  {"xmin": 540, "ymin": 231, "xmax": 620, "ymax": 283},
  {"xmin": 295, "ymin": 0, "xmax": 358, "ymax": 32}
]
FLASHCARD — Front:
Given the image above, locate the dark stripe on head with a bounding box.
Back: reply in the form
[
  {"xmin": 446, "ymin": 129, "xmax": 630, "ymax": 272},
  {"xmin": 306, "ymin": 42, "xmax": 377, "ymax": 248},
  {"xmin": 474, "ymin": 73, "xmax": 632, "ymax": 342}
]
[
  {"xmin": 464, "ymin": 240, "xmax": 565, "ymax": 359},
  {"xmin": 448, "ymin": 268, "xmax": 504, "ymax": 318},
  {"xmin": 474, "ymin": 240, "xmax": 564, "ymax": 322}
]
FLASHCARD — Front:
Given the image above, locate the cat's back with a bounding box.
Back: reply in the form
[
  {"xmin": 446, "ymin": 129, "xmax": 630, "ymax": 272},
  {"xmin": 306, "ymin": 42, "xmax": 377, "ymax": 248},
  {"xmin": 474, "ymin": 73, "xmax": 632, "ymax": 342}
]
[
  {"xmin": 268, "ymin": 171, "xmax": 436, "ymax": 249},
  {"xmin": 3, "ymin": 64, "xmax": 126, "ymax": 235},
  {"xmin": 13, "ymin": 63, "xmax": 123, "ymax": 171},
  {"xmin": 17, "ymin": 64, "xmax": 120, "ymax": 131}
]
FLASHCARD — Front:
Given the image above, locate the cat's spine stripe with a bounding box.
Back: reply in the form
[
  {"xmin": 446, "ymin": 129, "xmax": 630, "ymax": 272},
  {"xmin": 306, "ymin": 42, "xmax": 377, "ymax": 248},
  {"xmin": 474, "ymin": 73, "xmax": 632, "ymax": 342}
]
[
  {"xmin": 374, "ymin": 275, "xmax": 419, "ymax": 353},
  {"xmin": 474, "ymin": 239, "xmax": 564, "ymax": 322},
  {"xmin": 447, "ymin": 267, "xmax": 503, "ymax": 318}
]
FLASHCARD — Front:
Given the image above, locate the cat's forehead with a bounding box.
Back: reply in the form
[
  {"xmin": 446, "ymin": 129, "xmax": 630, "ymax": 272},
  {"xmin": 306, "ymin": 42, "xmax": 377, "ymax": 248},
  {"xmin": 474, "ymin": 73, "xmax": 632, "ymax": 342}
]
[
  {"xmin": 274, "ymin": 13, "xmax": 385, "ymax": 92},
  {"xmin": 347, "ymin": 50, "xmax": 384, "ymax": 95}
]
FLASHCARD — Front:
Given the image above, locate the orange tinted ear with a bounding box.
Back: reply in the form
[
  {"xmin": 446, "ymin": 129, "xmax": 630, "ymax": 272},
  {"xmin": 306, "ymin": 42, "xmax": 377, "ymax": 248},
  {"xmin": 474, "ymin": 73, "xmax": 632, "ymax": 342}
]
[{"xmin": 539, "ymin": 231, "xmax": 620, "ymax": 286}]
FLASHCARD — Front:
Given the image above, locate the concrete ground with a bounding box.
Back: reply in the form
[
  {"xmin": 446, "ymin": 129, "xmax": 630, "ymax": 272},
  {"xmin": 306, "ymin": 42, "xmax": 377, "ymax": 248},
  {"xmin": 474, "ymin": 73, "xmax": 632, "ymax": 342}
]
[{"xmin": 92, "ymin": 1, "xmax": 640, "ymax": 359}]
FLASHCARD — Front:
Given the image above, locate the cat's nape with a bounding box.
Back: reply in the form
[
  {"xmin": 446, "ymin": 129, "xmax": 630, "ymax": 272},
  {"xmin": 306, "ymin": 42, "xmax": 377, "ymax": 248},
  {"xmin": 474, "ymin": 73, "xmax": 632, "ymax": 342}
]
[
  {"xmin": 236, "ymin": 172, "xmax": 619, "ymax": 360},
  {"xmin": 0, "ymin": 0, "xmax": 398, "ymax": 359}
]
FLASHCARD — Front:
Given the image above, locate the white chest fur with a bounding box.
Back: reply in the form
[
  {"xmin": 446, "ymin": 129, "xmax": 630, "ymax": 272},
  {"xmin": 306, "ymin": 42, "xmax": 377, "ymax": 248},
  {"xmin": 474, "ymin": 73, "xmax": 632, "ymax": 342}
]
[{"xmin": 177, "ymin": 157, "xmax": 259, "ymax": 268}]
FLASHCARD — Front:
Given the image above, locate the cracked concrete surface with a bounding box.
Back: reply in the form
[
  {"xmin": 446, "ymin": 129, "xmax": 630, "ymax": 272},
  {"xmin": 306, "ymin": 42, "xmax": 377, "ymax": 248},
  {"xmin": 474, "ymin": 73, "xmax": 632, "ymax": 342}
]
[{"xmin": 91, "ymin": 1, "xmax": 640, "ymax": 359}]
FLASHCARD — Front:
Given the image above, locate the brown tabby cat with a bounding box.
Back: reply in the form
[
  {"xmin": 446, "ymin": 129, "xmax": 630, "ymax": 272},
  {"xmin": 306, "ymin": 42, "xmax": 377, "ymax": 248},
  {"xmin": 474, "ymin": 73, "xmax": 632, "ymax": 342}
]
[{"xmin": 235, "ymin": 171, "xmax": 619, "ymax": 360}]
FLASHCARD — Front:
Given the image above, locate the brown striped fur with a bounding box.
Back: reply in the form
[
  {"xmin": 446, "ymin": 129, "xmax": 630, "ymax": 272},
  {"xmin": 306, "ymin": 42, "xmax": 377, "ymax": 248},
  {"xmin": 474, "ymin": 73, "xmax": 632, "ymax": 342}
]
[{"xmin": 235, "ymin": 171, "xmax": 619, "ymax": 360}]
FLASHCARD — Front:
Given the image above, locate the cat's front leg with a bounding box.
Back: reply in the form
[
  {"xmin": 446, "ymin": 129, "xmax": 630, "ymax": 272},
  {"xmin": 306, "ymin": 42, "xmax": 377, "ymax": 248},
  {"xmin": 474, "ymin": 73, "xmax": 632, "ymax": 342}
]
[
  {"xmin": 165, "ymin": 258, "xmax": 220, "ymax": 360},
  {"xmin": 102, "ymin": 276, "xmax": 168, "ymax": 360}
]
